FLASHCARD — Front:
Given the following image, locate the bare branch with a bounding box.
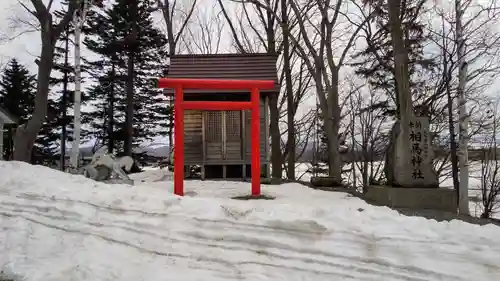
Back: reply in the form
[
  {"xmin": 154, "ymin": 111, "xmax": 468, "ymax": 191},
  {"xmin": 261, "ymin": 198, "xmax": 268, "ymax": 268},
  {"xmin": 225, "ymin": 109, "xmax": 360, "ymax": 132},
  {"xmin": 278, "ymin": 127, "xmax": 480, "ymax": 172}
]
[{"xmin": 217, "ymin": 0, "xmax": 247, "ymax": 53}]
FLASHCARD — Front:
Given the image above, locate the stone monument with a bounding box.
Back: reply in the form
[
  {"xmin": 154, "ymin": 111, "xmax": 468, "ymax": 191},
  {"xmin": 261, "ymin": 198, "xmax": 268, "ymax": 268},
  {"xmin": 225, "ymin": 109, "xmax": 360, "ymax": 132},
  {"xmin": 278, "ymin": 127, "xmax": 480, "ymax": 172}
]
[
  {"xmin": 82, "ymin": 147, "xmax": 135, "ymax": 185},
  {"xmin": 385, "ymin": 113, "xmax": 439, "ymax": 188}
]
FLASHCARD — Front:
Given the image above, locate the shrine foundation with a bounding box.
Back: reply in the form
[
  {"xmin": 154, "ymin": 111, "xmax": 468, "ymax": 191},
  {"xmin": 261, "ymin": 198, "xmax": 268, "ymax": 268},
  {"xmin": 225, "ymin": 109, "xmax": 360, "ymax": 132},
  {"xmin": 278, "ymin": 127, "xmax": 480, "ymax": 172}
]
[{"xmin": 362, "ymin": 185, "xmax": 457, "ymax": 212}]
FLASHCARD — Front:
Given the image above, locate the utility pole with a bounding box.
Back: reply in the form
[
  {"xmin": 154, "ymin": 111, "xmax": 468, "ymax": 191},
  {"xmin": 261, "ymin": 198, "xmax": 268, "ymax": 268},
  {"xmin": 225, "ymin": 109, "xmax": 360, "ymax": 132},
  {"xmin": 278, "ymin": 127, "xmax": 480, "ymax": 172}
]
[
  {"xmin": 70, "ymin": 0, "xmax": 103, "ymax": 171},
  {"xmin": 455, "ymin": 0, "xmax": 470, "ymax": 214},
  {"xmin": 60, "ymin": 28, "xmax": 70, "ymax": 171}
]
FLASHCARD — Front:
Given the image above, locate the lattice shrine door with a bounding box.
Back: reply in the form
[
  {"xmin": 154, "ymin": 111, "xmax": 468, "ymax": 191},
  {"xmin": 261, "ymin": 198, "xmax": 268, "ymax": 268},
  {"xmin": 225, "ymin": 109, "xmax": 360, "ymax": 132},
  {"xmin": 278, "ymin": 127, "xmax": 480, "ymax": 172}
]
[{"xmin": 203, "ymin": 111, "xmax": 243, "ymax": 161}]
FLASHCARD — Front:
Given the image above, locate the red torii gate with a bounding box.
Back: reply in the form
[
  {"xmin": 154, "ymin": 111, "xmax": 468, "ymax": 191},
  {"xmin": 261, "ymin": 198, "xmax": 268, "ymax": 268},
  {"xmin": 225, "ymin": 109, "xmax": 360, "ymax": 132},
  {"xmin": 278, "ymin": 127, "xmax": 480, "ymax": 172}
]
[{"xmin": 157, "ymin": 78, "xmax": 275, "ymax": 197}]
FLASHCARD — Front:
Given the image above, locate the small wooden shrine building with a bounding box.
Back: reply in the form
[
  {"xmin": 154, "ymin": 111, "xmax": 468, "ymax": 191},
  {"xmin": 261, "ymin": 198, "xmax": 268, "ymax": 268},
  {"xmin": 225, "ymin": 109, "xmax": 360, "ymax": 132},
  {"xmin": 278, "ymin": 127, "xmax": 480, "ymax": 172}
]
[
  {"xmin": 165, "ymin": 53, "xmax": 280, "ymax": 179},
  {"xmin": 0, "ymin": 107, "xmax": 18, "ymax": 160}
]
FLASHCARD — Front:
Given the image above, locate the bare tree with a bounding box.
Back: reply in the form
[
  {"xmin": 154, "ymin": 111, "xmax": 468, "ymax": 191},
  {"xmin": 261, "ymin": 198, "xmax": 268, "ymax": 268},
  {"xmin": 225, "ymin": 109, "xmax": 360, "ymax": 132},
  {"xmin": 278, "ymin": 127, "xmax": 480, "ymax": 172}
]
[
  {"xmin": 2, "ymin": 2, "xmax": 41, "ymax": 44},
  {"xmin": 13, "ymin": 0, "xmax": 79, "ymax": 162},
  {"xmin": 284, "ymin": 0, "xmax": 373, "ymax": 185},
  {"xmin": 281, "ymin": 0, "xmax": 296, "ymax": 179},
  {"xmin": 476, "ymin": 100, "xmax": 500, "ymax": 218},
  {"xmin": 181, "ymin": 4, "xmax": 225, "ymax": 54},
  {"xmin": 428, "ymin": 0, "xmax": 500, "ymax": 212},
  {"xmin": 278, "ymin": 55, "xmax": 314, "ymax": 179},
  {"xmin": 157, "ymin": 0, "xmax": 197, "ymax": 54},
  {"xmin": 221, "ymin": 0, "xmax": 284, "ymax": 179},
  {"xmin": 348, "ymin": 82, "xmax": 388, "ymax": 191},
  {"xmin": 236, "ymin": 0, "xmax": 376, "ymax": 184},
  {"xmin": 292, "ymin": 110, "xmax": 316, "ymax": 180},
  {"xmin": 225, "ymin": 0, "xmax": 319, "ymax": 180},
  {"xmin": 157, "ymin": 0, "xmax": 197, "ymax": 154}
]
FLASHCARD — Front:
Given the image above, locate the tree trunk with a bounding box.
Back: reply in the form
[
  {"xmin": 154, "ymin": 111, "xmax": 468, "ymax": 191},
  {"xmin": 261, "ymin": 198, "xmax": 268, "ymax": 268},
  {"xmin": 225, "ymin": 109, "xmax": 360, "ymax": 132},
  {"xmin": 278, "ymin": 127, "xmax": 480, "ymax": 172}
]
[
  {"xmin": 164, "ymin": 0, "xmax": 176, "ymax": 155},
  {"xmin": 6, "ymin": 127, "xmax": 14, "ymax": 160},
  {"xmin": 442, "ymin": 28, "xmax": 461, "ymax": 210},
  {"xmin": 269, "ymin": 94, "xmax": 282, "ymax": 178},
  {"xmin": 13, "ymin": 33, "xmax": 54, "ymax": 162},
  {"xmin": 107, "ymin": 62, "xmax": 115, "ymax": 154},
  {"xmin": 60, "ymin": 31, "xmax": 69, "ymax": 170},
  {"xmin": 387, "ymin": 0, "xmax": 413, "ymax": 179},
  {"xmin": 168, "ymin": 99, "xmax": 173, "ymax": 156},
  {"xmin": 455, "ymin": 0, "xmax": 470, "ymax": 214},
  {"xmin": 124, "ymin": 0, "xmax": 138, "ymax": 156},
  {"xmin": 282, "ymin": 0, "xmax": 295, "ymax": 180},
  {"xmin": 70, "ymin": 21, "xmax": 83, "ymax": 169},
  {"xmin": 261, "ymin": 4, "xmax": 281, "ymax": 179},
  {"xmin": 350, "ymin": 98, "xmax": 357, "ymax": 189},
  {"xmin": 324, "ymin": 72, "xmax": 342, "ymax": 184},
  {"xmin": 125, "ymin": 54, "xmax": 134, "ymax": 156},
  {"xmin": 13, "ymin": 0, "xmax": 77, "ymax": 162},
  {"xmin": 447, "ymin": 82, "xmax": 460, "ymax": 208}
]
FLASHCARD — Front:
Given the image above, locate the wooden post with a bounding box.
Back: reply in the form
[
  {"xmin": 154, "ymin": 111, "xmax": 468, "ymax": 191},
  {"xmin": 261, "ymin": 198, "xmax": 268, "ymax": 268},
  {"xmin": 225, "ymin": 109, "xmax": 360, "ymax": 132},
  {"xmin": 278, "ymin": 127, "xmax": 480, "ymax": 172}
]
[
  {"xmin": 0, "ymin": 121, "xmax": 3, "ymax": 160},
  {"xmin": 241, "ymin": 110, "xmax": 247, "ymax": 180},
  {"xmin": 221, "ymin": 111, "xmax": 227, "ymax": 160},
  {"xmin": 251, "ymin": 88, "xmax": 261, "ymax": 196},
  {"xmin": 264, "ymin": 95, "xmax": 270, "ymax": 178},
  {"xmin": 174, "ymin": 86, "xmax": 184, "ymax": 196},
  {"xmin": 201, "ymin": 111, "xmax": 206, "ymax": 180}
]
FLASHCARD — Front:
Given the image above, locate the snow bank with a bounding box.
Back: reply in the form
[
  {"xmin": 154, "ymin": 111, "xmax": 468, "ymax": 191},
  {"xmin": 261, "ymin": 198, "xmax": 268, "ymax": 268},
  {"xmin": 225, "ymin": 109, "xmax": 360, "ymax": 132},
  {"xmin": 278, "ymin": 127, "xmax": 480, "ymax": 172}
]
[{"xmin": 1, "ymin": 161, "xmax": 500, "ymax": 281}]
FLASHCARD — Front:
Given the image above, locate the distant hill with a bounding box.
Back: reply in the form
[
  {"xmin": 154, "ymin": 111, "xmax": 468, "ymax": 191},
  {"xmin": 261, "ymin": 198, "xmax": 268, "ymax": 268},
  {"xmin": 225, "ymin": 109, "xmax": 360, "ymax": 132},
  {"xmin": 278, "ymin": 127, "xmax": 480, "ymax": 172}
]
[
  {"xmin": 56, "ymin": 142, "xmax": 500, "ymax": 162},
  {"xmin": 134, "ymin": 144, "xmax": 171, "ymax": 158},
  {"xmin": 55, "ymin": 144, "xmax": 171, "ymax": 159}
]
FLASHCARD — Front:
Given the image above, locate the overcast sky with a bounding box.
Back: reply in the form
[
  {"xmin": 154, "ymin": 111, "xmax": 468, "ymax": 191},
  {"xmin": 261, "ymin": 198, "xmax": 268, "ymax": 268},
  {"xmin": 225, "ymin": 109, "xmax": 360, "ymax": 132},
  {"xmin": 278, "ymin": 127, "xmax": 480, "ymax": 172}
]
[
  {"xmin": 0, "ymin": 0, "xmax": 237, "ymax": 147},
  {"xmin": 1, "ymin": 0, "xmax": 499, "ymax": 148},
  {"xmin": 1, "ymin": 1, "xmax": 41, "ymax": 74}
]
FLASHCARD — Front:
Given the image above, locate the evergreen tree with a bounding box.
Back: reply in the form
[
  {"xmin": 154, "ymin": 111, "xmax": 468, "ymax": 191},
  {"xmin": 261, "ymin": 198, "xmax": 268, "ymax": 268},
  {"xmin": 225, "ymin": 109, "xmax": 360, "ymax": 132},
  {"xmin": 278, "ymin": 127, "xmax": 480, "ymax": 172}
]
[
  {"xmin": 83, "ymin": 0, "xmax": 171, "ymax": 154},
  {"xmin": 34, "ymin": 29, "xmax": 75, "ymax": 164},
  {"xmin": 0, "ymin": 59, "xmax": 36, "ymax": 160},
  {"xmin": 351, "ymin": 0, "xmax": 434, "ymax": 116},
  {"xmin": 0, "ymin": 59, "xmax": 66, "ymax": 163},
  {"xmin": 50, "ymin": 8, "xmax": 78, "ymax": 167}
]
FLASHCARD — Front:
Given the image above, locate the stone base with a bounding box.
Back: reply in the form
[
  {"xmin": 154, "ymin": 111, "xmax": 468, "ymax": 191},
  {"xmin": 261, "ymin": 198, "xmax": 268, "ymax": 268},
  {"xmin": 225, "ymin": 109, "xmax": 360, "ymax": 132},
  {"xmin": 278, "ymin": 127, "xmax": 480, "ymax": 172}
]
[
  {"xmin": 362, "ymin": 185, "xmax": 456, "ymax": 212},
  {"xmin": 260, "ymin": 178, "xmax": 281, "ymax": 185},
  {"xmin": 103, "ymin": 179, "xmax": 134, "ymax": 185},
  {"xmin": 391, "ymin": 182, "xmax": 440, "ymax": 189},
  {"xmin": 310, "ymin": 176, "xmax": 343, "ymax": 188}
]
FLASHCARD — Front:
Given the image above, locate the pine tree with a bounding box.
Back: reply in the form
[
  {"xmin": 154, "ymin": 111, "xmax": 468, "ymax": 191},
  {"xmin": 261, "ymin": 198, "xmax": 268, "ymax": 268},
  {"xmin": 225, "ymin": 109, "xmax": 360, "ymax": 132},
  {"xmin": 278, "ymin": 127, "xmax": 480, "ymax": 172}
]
[
  {"xmin": 0, "ymin": 59, "xmax": 66, "ymax": 164},
  {"xmin": 51, "ymin": 6, "xmax": 78, "ymax": 167},
  {"xmin": 351, "ymin": 0, "xmax": 434, "ymax": 116},
  {"xmin": 36, "ymin": 30, "xmax": 73, "ymax": 164},
  {"xmin": 52, "ymin": 28, "xmax": 74, "ymax": 164},
  {"xmin": 83, "ymin": 0, "xmax": 171, "ymax": 154},
  {"xmin": 0, "ymin": 59, "xmax": 36, "ymax": 160}
]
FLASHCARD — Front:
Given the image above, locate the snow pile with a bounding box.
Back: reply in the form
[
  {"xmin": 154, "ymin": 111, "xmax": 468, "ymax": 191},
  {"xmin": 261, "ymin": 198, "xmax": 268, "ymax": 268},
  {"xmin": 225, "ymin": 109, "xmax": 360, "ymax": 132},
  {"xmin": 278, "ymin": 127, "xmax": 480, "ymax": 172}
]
[{"xmin": 1, "ymin": 161, "xmax": 500, "ymax": 281}]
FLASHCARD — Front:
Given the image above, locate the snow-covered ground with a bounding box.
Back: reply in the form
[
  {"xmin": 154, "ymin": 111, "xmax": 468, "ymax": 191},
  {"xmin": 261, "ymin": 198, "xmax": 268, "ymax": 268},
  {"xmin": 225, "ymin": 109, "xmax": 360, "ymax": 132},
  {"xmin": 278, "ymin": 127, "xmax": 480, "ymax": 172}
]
[
  {"xmin": 291, "ymin": 161, "xmax": 483, "ymax": 188},
  {"xmin": 1, "ymin": 161, "xmax": 500, "ymax": 281},
  {"xmin": 291, "ymin": 161, "xmax": 497, "ymax": 217}
]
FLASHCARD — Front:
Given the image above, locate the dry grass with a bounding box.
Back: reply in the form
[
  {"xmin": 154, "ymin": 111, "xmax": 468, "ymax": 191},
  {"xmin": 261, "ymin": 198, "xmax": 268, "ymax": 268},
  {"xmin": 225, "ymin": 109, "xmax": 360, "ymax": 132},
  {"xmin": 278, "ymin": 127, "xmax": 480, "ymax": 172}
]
[{"xmin": 231, "ymin": 194, "xmax": 275, "ymax": 200}]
